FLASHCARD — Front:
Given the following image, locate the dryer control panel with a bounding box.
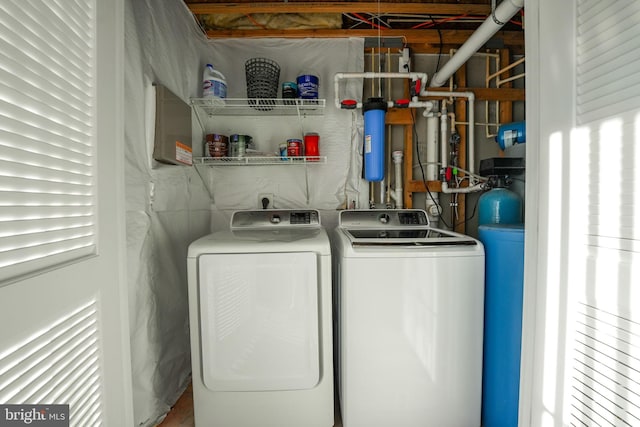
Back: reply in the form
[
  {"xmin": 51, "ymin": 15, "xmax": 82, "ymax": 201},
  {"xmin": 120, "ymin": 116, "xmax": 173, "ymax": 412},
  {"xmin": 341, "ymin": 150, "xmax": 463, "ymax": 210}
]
[{"xmin": 231, "ymin": 209, "xmax": 320, "ymax": 229}]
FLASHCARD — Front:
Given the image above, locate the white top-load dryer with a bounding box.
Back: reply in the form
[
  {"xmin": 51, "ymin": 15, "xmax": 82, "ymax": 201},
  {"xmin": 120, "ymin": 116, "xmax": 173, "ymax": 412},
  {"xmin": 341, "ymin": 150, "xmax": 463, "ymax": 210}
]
[
  {"xmin": 187, "ymin": 209, "xmax": 333, "ymax": 427},
  {"xmin": 332, "ymin": 209, "xmax": 484, "ymax": 427}
]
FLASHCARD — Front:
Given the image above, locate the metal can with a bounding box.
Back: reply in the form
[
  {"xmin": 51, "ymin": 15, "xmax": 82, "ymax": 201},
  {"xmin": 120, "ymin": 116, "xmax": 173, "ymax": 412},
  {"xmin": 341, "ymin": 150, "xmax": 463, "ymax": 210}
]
[
  {"xmin": 296, "ymin": 74, "xmax": 319, "ymax": 99},
  {"xmin": 282, "ymin": 82, "xmax": 298, "ymax": 99},
  {"xmin": 229, "ymin": 134, "xmax": 253, "ymax": 158},
  {"xmin": 228, "ymin": 134, "xmax": 240, "ymax": 157},
  {"xmin": 287, "ymin": 138, "xmax": 303, "ymax": 157},
  {"xmin": 204, "ymin": 133, "xmax": 228, "ymax": 158}
]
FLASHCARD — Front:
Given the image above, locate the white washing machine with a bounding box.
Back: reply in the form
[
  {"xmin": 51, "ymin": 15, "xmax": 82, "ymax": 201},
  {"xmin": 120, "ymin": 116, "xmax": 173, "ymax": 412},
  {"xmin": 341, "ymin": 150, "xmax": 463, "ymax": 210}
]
[
  {"xmin": 187, "ymin": 209, "xmax": 333, "ymax": 427},
  {"xmin": 331, "ymin": 209, "xmax": 484, "ymax": 427}
]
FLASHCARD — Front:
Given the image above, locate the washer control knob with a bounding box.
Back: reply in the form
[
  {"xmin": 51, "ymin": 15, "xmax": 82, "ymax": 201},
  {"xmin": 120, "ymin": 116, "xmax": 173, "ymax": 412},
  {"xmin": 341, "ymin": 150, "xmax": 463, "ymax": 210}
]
[{"xmin": 378, "ymin": 213, "xmax": 390, "ymax": 224}]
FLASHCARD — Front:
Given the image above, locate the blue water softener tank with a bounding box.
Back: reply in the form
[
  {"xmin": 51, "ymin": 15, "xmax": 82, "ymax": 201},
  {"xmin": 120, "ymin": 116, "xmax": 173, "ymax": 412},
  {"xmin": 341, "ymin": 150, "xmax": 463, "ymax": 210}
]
[
  {"xmin": 478, "ymin": 185, "xmax": 523, "ymax": 225},
  {"xmin": 363, "ymin": 97, "xmax": 387, "ymax": 182},
  {"xmin": 495, "ymin": 121, "xmax": 526, "ymax": 150},
  {"xmin": 479, "ymin": 224, "xmax": 525, "ymax": 427}
]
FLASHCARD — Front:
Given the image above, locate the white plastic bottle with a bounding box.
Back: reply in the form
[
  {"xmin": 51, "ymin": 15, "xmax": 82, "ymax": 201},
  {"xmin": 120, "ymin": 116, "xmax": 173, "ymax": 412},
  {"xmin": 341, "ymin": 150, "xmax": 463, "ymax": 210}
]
[{"xmin": 202, "ymin": 64, "xmax": 227, "ymax": 99}]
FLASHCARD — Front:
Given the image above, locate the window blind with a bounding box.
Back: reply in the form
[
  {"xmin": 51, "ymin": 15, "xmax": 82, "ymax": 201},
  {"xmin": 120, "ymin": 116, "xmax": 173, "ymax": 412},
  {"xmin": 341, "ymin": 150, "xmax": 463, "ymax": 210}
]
[{"xmin": 0, "ymin": 1, "xmax": 97, "ymax": 284}]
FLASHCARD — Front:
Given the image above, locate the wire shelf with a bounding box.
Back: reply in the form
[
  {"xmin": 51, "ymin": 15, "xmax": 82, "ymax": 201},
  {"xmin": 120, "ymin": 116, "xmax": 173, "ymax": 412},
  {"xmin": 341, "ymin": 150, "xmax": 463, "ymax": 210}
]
[
  {"xmin": 193, "ymin": 156, "xmax": 327, "ymax": 166},
  {"xmin": 190, "ymin": 98, "xmax": 325, "ymax": 117}
]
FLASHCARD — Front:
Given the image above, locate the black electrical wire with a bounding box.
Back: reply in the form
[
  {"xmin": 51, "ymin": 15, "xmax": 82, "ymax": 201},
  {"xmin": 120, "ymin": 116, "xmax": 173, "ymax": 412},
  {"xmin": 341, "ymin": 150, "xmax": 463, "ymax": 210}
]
[
  {"xmin": 411, "ymin": 109, "xmax": 453, "ymax": 230},
  {"xmin": 429, "ymin": 15, "xmax": 443, "ymax": 77},
  {"xmin": 454, "ymin": 191, "xmax": 481, "ymax": 229}
]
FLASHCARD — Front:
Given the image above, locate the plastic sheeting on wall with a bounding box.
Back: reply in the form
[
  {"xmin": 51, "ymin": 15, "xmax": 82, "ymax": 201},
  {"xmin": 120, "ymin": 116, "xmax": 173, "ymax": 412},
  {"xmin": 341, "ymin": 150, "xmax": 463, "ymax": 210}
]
[
  {"xmin": 126, "ymin": 1, "xmax": 365, "ymax": 425},
  {"xmin": 203, "ymin": 38, "xmax": 365, "ymax": 232},
  {"xmin": 125, "ymin": 0, "xmax": 212, "ymax": 425}
]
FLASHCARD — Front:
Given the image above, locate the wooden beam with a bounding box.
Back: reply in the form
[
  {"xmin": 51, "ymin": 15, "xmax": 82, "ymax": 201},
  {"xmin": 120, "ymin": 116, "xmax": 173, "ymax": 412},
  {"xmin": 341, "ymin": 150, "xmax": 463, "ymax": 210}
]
[
  {"xmin": 203, "ymin": 28, "xmax": 525, "ymax": 49},
  {"xmin": 188, "ymin": 2, "xmax": 492, "ymax": 15},
  {"xmin": 498, "ymin": 49, "xmax": 514, "ymax": 156},
  {"xmin": 386, "ymin": 108, "xmax": 413, "ymax": 125},
  {"xmin": 407, "ymin": 180, "xmax": 442, "ymax": 193}
]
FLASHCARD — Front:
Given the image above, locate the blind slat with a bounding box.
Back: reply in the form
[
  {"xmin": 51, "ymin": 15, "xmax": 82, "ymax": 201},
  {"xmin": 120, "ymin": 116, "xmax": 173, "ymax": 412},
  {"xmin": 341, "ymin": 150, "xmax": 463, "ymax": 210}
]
[
  {"xmin": 0, "ymin": 232, "xmax": 95, "ymax": 261},
  {"xmin": 0, "ymin": 74, "xmax": 93, "ymax": 129},
  {"xmin": 0, "ymin": 148, "xmax": 92, "ymax": 177},
  {"xmin": 0, "ymin": 114, "xmax": 92, "ymax": 155},
  {"xmin": 0, "ymin": 160, "xmax": 92, "ymax": 186},
  {"xmin": 0, "ymin": 191, "xmax": 92, "ymax": 208},
  {"xmin": 0, "ymin": 209, "xmax": 93, "ymax": 225},
  {"xmin": 0, "ymin": 0, "xmax": 97, "ymax": 284},
  {"xmin": 577, "ymin": 0, "xmax": 640, "ymax": 124},
  {"xmin": 3, "ymin": 4, "xmax": 94, "ymax": 85},
  {"xmin": 0, "ymin": 218, "xmax": 94, "ymax": 242},
  {"xmin": 0, "ymin": 32, "xmax": 92, "ymax": 102}
]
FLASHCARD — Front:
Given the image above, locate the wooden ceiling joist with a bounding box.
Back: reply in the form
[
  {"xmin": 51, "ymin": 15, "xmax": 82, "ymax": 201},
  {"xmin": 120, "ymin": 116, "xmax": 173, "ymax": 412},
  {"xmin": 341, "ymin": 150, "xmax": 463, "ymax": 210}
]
[
  {"xmin": 203, "ymin": 28, "xmax": 524, "ymax": 49},
  {"xmin": 188, "ymin": 2, "xmax": 493, "ymax": 15}
]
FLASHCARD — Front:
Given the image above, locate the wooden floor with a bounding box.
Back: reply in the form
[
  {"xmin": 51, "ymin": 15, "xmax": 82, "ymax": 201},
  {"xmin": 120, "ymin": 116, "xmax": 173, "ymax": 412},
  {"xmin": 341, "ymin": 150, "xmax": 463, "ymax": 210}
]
[
  {"xmin": 156, "ymin": 383, "xmax": 343, "ymax": 427},
  {"xmin": 156, "ymin": 384, "xmax": 195, "ymax": 427}
]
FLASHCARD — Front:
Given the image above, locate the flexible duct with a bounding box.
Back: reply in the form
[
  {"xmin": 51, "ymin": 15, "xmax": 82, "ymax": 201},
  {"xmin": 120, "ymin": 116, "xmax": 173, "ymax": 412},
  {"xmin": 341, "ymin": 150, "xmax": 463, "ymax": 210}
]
[{"xmin": 430, "ymin": 0, "xmax": 524, "ymax": 87}]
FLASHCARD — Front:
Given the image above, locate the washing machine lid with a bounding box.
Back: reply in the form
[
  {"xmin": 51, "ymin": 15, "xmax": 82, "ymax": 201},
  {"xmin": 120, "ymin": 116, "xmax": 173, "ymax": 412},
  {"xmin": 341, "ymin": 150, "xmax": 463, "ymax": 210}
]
[{"xmin": 339, "ymin": 209, "xmax": 477, "ymax": 247}]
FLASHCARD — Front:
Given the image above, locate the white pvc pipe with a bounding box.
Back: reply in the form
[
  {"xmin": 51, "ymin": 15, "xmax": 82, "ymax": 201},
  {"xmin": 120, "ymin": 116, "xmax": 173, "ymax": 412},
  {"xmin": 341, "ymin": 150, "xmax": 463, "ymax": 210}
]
[
  {"xmin": 423, "ymin": 90, "xmax": 476, "ymax": 175},
  {"xmin": 424, "ymin": 115, "xmax": 440, "ymax": 225},
  {"xmin": 440, "ymin": 101, "xmax": 449, "ymax": 176},
  {"xmin": 441, "ymin": 182, "xmax": 486, "ymax": 194},
  {"xmin": 429, "ymin": 0, "xmax": 524, "ymax": 87},
  {"xmin": 426, "ymin": 115, "xmax": 439, "ymax": 181},
  {"xmin": 390, "ymin": 150, "xmax": 403, "ymax": 208},
  {"xmin": 334, "ymin": 73, "xmax": 479, "ymax": 187},
  {"xmin": 425, "ymin": 193, "xmax": 440, "ymax": 226},
  {"xmin": 334, "ymin": 72, "xmax": 434, "ymax": 113}
]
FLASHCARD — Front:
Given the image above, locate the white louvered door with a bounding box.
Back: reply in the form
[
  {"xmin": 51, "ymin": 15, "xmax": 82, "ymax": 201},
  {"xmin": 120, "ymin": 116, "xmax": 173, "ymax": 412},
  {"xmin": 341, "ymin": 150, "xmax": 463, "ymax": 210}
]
[
  {"xmin": 522, "ymin": 0, "xmax": 640, "ymax": 426},
  {"xmin": 0, "ymin": 0, "xmax": 132, "ymax": 425},
  {"xmin": 569, "ymin": 2, "xmax": 640, "ymax": 424}
]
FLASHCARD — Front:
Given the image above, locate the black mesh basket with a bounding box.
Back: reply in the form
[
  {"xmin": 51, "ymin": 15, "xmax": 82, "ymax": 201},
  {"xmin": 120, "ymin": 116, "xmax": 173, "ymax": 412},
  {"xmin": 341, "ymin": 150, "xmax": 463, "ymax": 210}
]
[{"xmin": 245, "ymin": 58, "xmax": 280, "ymax": 110}]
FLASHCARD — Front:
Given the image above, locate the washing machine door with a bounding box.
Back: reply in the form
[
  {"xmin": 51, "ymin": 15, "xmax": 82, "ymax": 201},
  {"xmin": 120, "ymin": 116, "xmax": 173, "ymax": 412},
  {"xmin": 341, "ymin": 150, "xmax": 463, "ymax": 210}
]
[{"xmin": 198, "ymin": 251, "xmax": 320, "ymax": 391}]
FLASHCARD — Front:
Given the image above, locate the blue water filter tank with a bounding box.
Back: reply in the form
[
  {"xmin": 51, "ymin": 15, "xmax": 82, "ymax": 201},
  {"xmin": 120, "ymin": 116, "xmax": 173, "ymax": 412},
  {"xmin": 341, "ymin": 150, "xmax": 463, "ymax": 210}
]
[
  {"xmin": 363, "ymin": 97, "xmax": 387, "ymax": 182},
  {"xmin": 478, "ymin": 188, "xmax": 523, "ymax": 225},
  {"xmin": 479, "ymin": 224, "xmax": 525, "ymax": 427}
]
